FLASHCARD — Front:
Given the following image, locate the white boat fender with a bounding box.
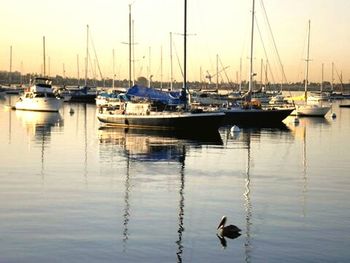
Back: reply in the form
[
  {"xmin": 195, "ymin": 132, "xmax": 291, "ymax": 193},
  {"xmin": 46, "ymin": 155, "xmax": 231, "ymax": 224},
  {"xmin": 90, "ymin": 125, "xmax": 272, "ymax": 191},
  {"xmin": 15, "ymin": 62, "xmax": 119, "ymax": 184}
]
[{"xmin": 230, "ymin": 125, "xmax": 240, "ymax": 133}]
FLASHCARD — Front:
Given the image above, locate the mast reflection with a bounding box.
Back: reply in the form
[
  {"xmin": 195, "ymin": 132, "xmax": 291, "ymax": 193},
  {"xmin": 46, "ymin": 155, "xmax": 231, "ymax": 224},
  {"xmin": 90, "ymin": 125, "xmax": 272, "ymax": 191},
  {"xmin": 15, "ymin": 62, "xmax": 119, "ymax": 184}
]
[
  {"xmin": 221, "ymin": 125, "xmax": 292, "ymax": 258},
  {"xmin": 286, "ymin": 117, "xmax": 330, "ymax": 217},
  {"xmin": 243, "ymin": 130, "xmax": 252, "ymax": 263},
  {"xmin": 302, "ymin": 126, "xmax": 307, "ymax": 218},
  {"xmin": 176, "ymin": 149, "xmax": 185, "ymax": 263},
  {"xmin": 98, "ymin": 127, "xmax": 221, "ymax": 255},
  {"xmin": 122, "ymin": 155, "xmax": 131, "ymax": 252}
]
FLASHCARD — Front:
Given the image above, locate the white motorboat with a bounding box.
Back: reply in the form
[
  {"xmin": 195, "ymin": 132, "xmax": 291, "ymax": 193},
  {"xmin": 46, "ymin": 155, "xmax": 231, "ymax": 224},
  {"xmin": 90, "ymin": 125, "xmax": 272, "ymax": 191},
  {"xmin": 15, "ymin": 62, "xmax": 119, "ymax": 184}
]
[{"xmin": 15, "ymin": 77, "xmax": 62, "ymax": 112}]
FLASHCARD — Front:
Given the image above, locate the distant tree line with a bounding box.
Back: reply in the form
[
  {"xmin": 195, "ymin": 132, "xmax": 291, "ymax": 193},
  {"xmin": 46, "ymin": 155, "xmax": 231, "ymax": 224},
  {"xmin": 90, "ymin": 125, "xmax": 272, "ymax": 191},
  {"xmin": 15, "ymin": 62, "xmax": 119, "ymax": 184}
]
[{"xmin": 0, "ymin": 70, "xmax": 348, "ymax": 92}]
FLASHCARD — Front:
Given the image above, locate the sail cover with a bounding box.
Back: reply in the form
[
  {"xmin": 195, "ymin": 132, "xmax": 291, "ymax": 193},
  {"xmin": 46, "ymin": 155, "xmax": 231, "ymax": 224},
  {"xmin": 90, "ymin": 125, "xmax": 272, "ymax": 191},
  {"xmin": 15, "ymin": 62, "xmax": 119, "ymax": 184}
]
[{"xmin": 126, "ymin": 85, "xmax": 182, "ymax": 105}]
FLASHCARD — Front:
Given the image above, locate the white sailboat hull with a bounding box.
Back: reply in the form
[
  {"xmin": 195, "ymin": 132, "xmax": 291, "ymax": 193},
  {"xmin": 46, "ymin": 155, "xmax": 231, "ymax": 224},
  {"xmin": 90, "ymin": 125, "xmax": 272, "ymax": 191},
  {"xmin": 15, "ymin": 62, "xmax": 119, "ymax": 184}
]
[
  {"xmin": 15, "ymin": 97, "xmax": 62, "ymax": 112},
  {"xmin": 295, "ymin": 104, "xmax": 331, "ymax": 117}
]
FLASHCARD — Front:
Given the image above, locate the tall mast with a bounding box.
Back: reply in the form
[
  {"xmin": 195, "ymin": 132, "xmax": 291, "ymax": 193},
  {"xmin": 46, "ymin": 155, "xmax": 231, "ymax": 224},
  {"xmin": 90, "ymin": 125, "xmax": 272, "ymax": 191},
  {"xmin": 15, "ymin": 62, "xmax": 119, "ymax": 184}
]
[
  {"xmin": 239, "ymin": 57, "xmax": 242, "ymax": 92},
  {"xmin": 280, "ymin": 64, "xmax": 284, "ymax": 92},
  {"xmin": 112, "ymin": 49, "xmax": 115, "ymax": 89},
  {"xmin": 85, "ymin": 25, "xmax": 89, "ymax": 86},
  {"xmin": 160, "ymin": 46, "xmax": 163, "ymax": 90},
  {"xmin": 260, "ymin": 58, "xmax": 263, "ymax": 91},
  {"xmin": 216, "ymin": 54, "xmax": 219, "ymax": 90},
  {"xmin": 304, "ymin": 20, "xmax": 311, "ymax": 101},
  {"xmin": 132, "ymin": 19, "xmax": 135, "ymax": 86},
  {"xmin": 265, "ymin": 61, "xmax": 268, "ymax": 87},
  {"xmin": 170, "ymin": 32, "xmax": 174, "ymax": 90},
  {"xmin": 340, "ymin": 71, "xmax": 343, "ymax": 93},
  {"xmin": 248, "ymin": 0, "xmax": 255, "ymax": 101},
  {"xmin": 331, "ymin": 62, "xmax": 334, "ymax": 92},
  {"xmin": 148, "ymin": 46, "xmax": 151, "ymax": 87},
  {"xmin": 182, "ymin": 0, "xmax": 188, "ymax": 108},
  {"xmin": 20, "ymin": 61, "xmax": 23, "ymax": 84},
  {"xmin": 9, "ymin": 45, "xmax": 12, "ymax": 86},
  {"xmin": 128, "ymin": 4, "xmax": 132, "ymax": 87},
  {"xmin": 43, "ymin": 36, "xmax": 46, "ymax": 76},
  {"xmin": 77, "ymin": 54, "xmax": 80, "ymax": 86},
  {"xmin": 321, "ymin": 63, "xmax": 324, "ymax": 93}
]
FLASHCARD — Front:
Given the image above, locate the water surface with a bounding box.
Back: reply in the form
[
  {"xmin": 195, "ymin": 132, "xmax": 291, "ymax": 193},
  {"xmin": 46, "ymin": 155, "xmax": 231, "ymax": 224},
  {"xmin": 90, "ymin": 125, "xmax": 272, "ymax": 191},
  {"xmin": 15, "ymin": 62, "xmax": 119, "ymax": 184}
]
[{"xmin": 0, "ymin": 96, "xmax": 349, "ymax": 262}]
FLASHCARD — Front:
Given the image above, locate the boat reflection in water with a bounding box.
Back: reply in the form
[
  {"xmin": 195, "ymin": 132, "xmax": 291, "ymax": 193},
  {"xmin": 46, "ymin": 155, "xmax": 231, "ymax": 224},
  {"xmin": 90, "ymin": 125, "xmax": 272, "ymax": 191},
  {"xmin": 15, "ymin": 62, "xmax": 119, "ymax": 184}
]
[
  {"xmin": 221, "ymin": 122, "xmax": 291, "ymax": 144},
  {"xmin": 98, "ymin": 127, "xmax": 223, "ymax": 162},
  {"xmin": 98, "ymin": 127, "xmax": 222, "ymax": 260},
  {"xmin": 16, "ymin": 110, "xmax": 63, "ymax": 140},
  {"xmin": 15, "ymin": 110, "xmax": 63, "ymax": 176}
]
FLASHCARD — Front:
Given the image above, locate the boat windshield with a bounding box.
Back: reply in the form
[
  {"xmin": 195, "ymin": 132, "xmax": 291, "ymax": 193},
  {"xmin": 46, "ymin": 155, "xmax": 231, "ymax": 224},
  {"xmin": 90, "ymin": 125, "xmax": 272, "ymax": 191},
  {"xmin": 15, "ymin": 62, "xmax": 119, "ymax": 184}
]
[
  {"xmin": 33, "ymin": 77, "xmax": 52, "ymax": 86},
  {"xmin": 33, "ymin": 92, "xmax": 56, "ymax": 98}
]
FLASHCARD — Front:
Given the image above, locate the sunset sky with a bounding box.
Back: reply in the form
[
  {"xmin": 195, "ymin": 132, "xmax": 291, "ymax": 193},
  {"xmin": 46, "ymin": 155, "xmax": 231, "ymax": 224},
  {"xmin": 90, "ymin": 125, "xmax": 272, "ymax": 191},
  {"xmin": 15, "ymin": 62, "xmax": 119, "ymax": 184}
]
[{"xmin": 0, "ymin": 0, "xmax": 349, "ymax": 84}]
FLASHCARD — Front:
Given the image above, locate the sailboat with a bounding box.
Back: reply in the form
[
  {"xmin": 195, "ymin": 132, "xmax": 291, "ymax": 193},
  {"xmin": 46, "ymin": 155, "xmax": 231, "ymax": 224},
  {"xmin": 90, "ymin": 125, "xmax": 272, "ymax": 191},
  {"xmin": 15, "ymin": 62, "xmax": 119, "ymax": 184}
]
[
  {"xmin": 294, "ymin": 21, "xmax": 331, "ymax": 117},
  {"xmin": 58, "ymin": 25, "xmax": 97, "ymax": 103},
  {"xmin": 307, "ymin": 64, "xmax": 330, "ymax": 103},
  {"xmin": 97, "ymin": 0, "xmax": 225, "ymax": 131},
  {"xmin": 14, "ymin": 37, "xmax": 62, "ymax": 112},
  {"xmin": 223, "ymin": 0, "xmax": 294, "ymax": 126}
]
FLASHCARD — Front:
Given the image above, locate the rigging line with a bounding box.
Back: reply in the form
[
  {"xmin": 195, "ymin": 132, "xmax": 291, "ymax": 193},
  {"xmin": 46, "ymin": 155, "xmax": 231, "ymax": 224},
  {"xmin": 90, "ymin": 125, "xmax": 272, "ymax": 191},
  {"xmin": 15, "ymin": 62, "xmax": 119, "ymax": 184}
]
[
  {"xmin": 255, "ymin": 15, "xmax": 276, "ymax": 84},
  {"xmin": 88, "ymin": 52, "xmax": 97, "ymax": 85},
  {"xmin": 218, "ymin": 56, "xmax": 234, "ymax": 89},
  {"xmin": 265, "ymin": 60, "xmax": 277, "ymax": 88},
  {"xmin": 137, "ymin": 54, "xmax": 145, "ymax": 78},
  {"xmin": 334, "ymin": 65, "xmax": 344, "ymax": 87},
  {"xmin": 172, "ymin": 40, "xmax": 184, "ymax": 80},
  {"xmin": 260, "ymin": 0, "xmax": 288, "ymax": 84},
  {"xmin": 218, "ymin": 64, "xmax": 226, "ymax": 85},
  {"xmin": 90, "ymin": 35, "xmax": 104, "ymax": 80}
]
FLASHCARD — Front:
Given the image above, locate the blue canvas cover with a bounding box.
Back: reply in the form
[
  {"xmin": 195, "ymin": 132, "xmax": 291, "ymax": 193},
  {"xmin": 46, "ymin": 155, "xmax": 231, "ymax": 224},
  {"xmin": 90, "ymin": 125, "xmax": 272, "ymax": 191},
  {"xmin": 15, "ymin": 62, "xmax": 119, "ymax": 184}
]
[{"xmin": 126, "ymin": 85, "xmax": 182, "ymax": 105}]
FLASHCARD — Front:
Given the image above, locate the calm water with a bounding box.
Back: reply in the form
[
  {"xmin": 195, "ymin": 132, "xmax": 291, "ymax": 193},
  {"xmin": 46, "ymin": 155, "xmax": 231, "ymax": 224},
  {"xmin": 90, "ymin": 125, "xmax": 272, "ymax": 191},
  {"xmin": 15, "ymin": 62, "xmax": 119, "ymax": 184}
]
[{"xmin": 0, "ymin": 95, "xmax": 350, "ymax": 262}]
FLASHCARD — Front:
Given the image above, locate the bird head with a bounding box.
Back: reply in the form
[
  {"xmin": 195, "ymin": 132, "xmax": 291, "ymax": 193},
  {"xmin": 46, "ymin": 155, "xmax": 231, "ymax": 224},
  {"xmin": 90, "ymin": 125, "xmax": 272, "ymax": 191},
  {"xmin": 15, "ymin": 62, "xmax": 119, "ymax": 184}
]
[{"xmin": 217, "ymin": 216, "xmax": 227, "ymax": 229}]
